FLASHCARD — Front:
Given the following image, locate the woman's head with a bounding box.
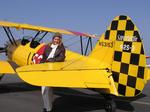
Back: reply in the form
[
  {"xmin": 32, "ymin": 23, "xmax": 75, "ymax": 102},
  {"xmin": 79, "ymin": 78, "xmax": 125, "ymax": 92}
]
[{"xmin": 52, "ymin": 32, "xmax": 62, "ymax": 45}]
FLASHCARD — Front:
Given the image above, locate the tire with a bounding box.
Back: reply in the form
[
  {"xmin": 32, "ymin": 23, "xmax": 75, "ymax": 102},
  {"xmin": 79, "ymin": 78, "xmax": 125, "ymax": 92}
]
[{"xmin": 104, "ymin": 100, "xmax": 116, "ymax": 112}]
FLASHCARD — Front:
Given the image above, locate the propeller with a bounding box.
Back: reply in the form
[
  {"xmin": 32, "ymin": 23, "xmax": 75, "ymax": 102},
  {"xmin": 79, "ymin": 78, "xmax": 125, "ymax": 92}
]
[
  {"xmin": 0, "ymin": 42, "xmax": 9, "ymax": 54},
  {"xmin": 0, "ymin": 47, "xmax": 6, "ymax": 53}
]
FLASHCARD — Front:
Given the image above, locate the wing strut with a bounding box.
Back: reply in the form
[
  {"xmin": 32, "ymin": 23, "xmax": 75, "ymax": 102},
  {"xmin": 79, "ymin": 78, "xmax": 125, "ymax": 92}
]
[
  {"xmin": 84, "ymin": 37, "xmax": 93, "ymax": 55},
  {"xmin": 80, "ymin": 36, "xmax": 84, "ymax": 55},
  {"xmin": 6, "ymin": 27, "xmax": 17, "ymax": 46},
  {"xmin": 79, "ymin": 36, "xmax": 93, "ymax": 55},
  {"xmin": 32, "ymin": 31, "xmax": 48, "ymax": 42},
  {"xmin": 33, "ymin": 31, "xmax": 41, "ymax": 40},
  {"xmin": 38, "ymin": 32, "xmax": 48, "ymax": 42},
  {"xmin": 3, "ymin": 27, "xmax": 15, "ymax": 45}
]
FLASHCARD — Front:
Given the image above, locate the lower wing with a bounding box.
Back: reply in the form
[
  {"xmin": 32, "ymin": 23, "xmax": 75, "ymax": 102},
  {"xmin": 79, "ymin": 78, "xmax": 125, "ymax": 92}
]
[
  {"xmin": 16, "ymin": 50, "xmax": 118, "ymax": 95},
  {"xmin": 0, "ymin": 61, "xmax": 17, "ymax": 74}
]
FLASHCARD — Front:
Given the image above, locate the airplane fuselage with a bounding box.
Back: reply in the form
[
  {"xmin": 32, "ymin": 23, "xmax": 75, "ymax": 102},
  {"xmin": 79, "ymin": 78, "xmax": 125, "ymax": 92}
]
[{"xmin": 7, "ymin": 40, "xmax": 45, "ymax": 66}]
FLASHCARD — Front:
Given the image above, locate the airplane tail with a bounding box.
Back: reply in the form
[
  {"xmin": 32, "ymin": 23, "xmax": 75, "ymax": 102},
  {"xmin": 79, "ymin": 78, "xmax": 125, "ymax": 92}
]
[
  {"xmin": 90, "ymin": 15, "xmax": 148, "ymax": 97},
  {"xmin": 147, "ymin": 68, "xmax": 150, "ymax": 80}
]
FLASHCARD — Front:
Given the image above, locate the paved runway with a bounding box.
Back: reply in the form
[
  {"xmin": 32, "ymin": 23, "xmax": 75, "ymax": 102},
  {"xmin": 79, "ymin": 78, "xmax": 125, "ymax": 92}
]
[{"xmin": 0, "ymin": 75, "xmax": 150, "ymax": 112}]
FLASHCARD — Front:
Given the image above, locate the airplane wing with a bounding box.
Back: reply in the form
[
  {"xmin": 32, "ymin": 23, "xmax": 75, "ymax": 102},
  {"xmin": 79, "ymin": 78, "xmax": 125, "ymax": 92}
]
[
  {"xmin": 16, "ymin": 50, "xmax": 115, "ymax": 93},
  {"xmin": 146, "ymin": 56, "xmax": 150, "ymax": 58},
  {"xmin": 0, "ymin": 61, "xmax": 17, "ymax": 74},
  {"xmin": 0, "ymin": 21, "xmax": 96, "ymax": 38}
]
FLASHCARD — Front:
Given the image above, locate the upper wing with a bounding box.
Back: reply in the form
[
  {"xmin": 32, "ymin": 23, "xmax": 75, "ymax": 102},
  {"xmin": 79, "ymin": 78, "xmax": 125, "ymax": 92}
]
[{"xmin": 0, "ymin": 21, "xmax": 96, "ymax": 38}]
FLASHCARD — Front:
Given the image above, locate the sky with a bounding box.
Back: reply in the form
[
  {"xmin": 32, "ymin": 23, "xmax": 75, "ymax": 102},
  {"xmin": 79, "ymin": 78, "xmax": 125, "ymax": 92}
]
[{"xmin": 0, "ymin": 0, "xmax": 150, "ymax": 58}]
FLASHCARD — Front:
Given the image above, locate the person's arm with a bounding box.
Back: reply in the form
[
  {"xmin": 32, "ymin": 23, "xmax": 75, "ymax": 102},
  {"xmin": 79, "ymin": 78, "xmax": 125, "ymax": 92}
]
[{"xmin": 40, "ymin": 45, "xmax": 48, "ymax": 63}]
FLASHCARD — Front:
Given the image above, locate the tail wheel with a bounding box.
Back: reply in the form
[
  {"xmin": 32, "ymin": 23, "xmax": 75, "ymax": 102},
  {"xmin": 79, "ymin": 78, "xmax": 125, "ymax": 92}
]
[{"xmin": 104, "ymin": 100, "xmax": 116, "ymax": 112}]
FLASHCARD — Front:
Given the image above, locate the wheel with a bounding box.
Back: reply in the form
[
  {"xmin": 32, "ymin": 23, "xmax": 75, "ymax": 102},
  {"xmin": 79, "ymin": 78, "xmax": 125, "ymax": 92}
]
[{"xmin": 104, "ymin": 100, "xmax": 116, "ymax": 112}]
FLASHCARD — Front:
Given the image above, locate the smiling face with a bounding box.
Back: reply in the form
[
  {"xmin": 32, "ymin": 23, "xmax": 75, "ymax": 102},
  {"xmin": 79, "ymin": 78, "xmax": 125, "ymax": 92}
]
[{"xmin": 52, "ymin": 36, "xmax": 62, "ymax": 45}]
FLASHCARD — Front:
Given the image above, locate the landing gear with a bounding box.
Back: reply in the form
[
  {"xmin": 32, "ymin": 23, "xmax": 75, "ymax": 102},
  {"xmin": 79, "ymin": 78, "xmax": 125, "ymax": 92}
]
[
  {"xmin": 104, "ymin": 99, "xmax": 116, "ymax": 112},
  {"xmin": 103, "ymin": 95, "xmax": 116, "ymax": 112}
]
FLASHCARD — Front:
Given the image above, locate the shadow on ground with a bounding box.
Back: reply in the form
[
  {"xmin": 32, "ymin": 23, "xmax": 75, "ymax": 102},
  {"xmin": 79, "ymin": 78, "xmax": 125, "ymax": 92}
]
[
  {"xmin": 0, "ymin": 83, "xmax": 147, "ymax": 112},
  {"xmin": 54, "ymin": 88, "xmax": 139, "ymax": 112},
  {"xmin": 0, "ymin": 82, "xmax": 40, "ymax": 94}
]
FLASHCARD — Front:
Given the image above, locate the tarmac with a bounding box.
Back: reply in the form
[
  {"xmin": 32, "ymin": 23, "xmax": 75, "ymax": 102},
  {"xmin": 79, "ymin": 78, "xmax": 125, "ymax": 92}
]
[{"xmin": 0, "ymin": 74, "xmax": 150, "ymax": 112}]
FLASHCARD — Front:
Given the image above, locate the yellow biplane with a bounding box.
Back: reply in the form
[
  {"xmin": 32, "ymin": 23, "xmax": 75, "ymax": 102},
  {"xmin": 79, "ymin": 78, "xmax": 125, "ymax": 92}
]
[{"xmin": 0, "ymin": 15, "xmax": 150, "ymax": 112}]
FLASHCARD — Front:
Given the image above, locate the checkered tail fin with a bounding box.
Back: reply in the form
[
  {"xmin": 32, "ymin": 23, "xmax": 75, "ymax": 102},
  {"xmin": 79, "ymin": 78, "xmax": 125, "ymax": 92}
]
[
  {"xmin": 107, "ymin": 15, "xmax": 147, "ymax": 97},
  {"xmin": 90, "ymin": 15, "xmax": 148, "ymax": 97}
]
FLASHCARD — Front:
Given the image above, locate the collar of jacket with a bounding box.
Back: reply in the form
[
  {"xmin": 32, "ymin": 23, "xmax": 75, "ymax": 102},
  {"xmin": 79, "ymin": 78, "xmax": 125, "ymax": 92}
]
[{"xmin": 47, "ymin": 42, "xmax": 63, "ymax": 47}]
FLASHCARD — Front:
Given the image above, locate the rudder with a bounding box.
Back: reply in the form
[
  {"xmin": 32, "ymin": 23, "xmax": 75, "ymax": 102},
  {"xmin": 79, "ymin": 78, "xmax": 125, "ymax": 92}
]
[{"xmin": 108, "ymin": 15, "xmax": 147, "ymax": 97}]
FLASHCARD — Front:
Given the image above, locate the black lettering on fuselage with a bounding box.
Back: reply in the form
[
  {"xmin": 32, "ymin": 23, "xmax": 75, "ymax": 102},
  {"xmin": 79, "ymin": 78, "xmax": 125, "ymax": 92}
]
[{"xmin": 99, "ymin": 42, "xmax": 113, "ymax": 48}]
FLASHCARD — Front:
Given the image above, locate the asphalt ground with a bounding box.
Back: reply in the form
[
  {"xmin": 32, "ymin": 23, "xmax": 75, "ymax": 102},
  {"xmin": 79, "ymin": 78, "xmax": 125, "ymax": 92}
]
[{"xmin": 0, "ymin": 75, "xmax": 150, "ymax": 112}]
